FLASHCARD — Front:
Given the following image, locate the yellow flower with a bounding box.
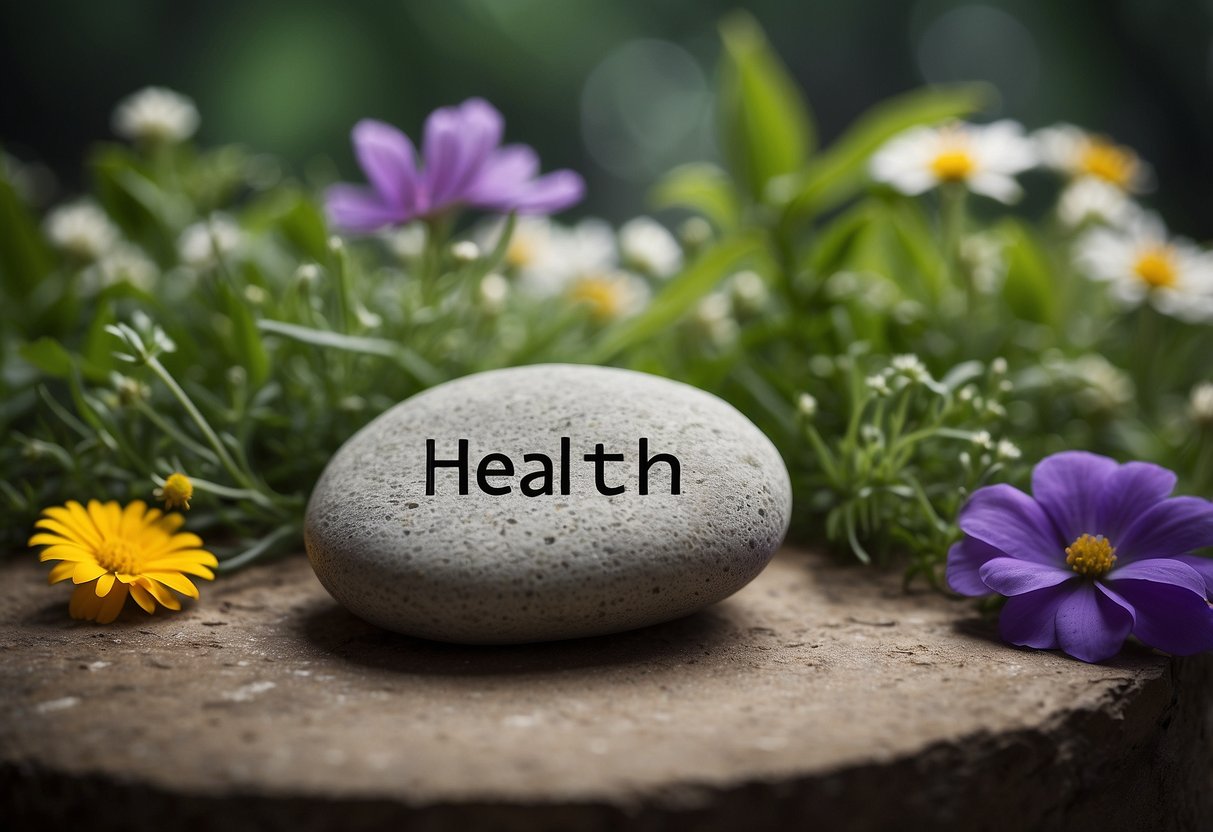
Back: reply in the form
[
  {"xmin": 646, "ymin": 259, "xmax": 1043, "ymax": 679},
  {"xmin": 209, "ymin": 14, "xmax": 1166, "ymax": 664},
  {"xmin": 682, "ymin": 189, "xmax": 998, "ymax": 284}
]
[
  {"xmin": 29, "ymin": 499, "xmax": 217, "ymax": 624},
  {"xmin": 155, "ymin": 472, "xmax": 194, "ymax": 510}
]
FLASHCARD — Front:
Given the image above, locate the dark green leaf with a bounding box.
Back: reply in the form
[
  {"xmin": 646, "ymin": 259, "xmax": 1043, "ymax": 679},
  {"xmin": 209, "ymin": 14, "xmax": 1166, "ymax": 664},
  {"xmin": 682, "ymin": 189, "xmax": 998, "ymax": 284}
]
[{"xmin": 717, "ymin": 12, "xmax": 815, "ymax": 202}]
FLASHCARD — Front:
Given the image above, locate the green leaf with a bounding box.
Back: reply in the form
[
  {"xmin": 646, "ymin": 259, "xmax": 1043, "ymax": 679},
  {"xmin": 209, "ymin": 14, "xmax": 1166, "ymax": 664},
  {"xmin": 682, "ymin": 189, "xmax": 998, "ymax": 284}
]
[
  {"xmin": 998, "ymin": 219, "xmax": 1058, "ymax": 325},
  {"xmin": 19, "ymin": 337, "xmax": 74, "ymax": 378},
  {"xmin": 0, "ymin": 169, "xmax": 53, "ymax": 300},
  {"xmin": 717, "ymin": 12, "xmax": 815, "ymax": 203},
  {"xmin": 782, "ymin": 84, "xmax": 991, "ymax": 222},
  {"xmin": 223, "ymin": 284, "xmax": 270, "ymax": 387},
  {"xmin": 258, "ymin": 319, "xmax": 442, "ymax": 387},
  {"xmin": 586, "ymin": 234, "xmax": 761, "ymax": 363},
  {"xmin": 651, "ymin": 163, "xmax": 741, "ymax": 230}
]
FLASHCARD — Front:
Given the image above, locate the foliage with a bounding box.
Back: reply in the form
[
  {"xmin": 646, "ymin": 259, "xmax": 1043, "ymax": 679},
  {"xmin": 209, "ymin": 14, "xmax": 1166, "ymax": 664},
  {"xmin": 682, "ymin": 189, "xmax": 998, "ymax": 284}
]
[{"xmin": 3, "ymin": 12, "xmax": 1212, "ymax": 587}]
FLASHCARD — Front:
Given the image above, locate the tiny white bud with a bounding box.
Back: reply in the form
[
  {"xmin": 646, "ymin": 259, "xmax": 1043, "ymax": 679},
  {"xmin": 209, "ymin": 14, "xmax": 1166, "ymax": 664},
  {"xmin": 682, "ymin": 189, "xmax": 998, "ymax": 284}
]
[
  {"xmin": 328, "ymin": 235, "xmax": 345, "ymax": 253},
  {"xmin": 866, "ymin": 374, "xmax": 892, "ymax": 396},
  {"xmin": 996, "ymin": 439, "xmax": 1022, "ymax": 460},
  {"xmin": 451, "ymin": 240, "xmax": 480, "ymax": 263},
  {"xmin": 679, "ymin": 216, "xmax": 712, "ymax": 248},
  {"xmin": 797, "ymin": 393, "xmax": 818, "ymax": 419},
  {"xmin": 991, "ymin": 357, "xmax": 1008, "ymax": 375},
  {"xmin": 295, "ymin": 264, "xmax": 322, "ymax": 285},
  {"xmin": 479, "ymin": 272, "xmax": 509, "ymax": 312},
  {"xmin": 1190, "ymin": 382, "xmax": 1213, "ymax": 425}
]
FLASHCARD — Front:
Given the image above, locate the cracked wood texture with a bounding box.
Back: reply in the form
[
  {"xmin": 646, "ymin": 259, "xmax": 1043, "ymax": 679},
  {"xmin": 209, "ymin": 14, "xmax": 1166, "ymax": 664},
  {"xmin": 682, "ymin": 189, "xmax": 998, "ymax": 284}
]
[{"xmin": 2, "ymin": 548, "xmax": 1211, "ymax": 831}]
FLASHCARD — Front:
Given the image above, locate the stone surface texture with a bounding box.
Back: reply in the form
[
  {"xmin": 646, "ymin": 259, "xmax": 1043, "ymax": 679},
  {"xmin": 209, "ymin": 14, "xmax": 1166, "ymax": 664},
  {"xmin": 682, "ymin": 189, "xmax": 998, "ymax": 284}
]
[
  {"xmin": 306, "ymin": 364, "xmax": 792, "ymax": 643},
  {"xmin": 3, "ymin": 549, "xmax": 1211, "ymax": 831}
]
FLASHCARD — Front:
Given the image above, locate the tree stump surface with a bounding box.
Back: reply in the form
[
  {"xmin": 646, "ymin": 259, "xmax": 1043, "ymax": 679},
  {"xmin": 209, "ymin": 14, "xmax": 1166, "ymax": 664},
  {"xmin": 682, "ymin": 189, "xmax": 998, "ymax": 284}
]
[{"xmin": 2, "ymin": 548, "xmax": 1210, "ymax": 831}]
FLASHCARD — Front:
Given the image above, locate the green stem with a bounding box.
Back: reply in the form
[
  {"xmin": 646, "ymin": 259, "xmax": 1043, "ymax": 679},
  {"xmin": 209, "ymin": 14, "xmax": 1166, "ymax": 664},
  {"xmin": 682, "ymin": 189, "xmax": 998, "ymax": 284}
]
[{"xmin": 146, "ymin": 355, "xmax": 253, "ymax": 492}]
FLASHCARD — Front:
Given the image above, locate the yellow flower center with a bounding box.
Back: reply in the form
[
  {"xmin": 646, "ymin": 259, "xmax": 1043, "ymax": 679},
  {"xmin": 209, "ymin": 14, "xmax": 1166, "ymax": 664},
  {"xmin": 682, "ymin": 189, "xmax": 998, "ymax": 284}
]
[
  {"xmin": 1065, "ymin": 533, "xmax": 1117, "ymax": 578},
  {"xmin": 1078, "ymin": 140, "xmax": 1136, "ymax": 189},
  {"xmin": 1133, "ymin": 246, "xmax": 1178, "ymax": 289},
  {"xmin": 96, "ymin": 538, "xmax": 141, "ymax": 575},
  {"xmin": 506, "ymin": 237, "xmax": 536, "ymax": 268},
  {"xmin": 157, "ymin": 472, "xmax": 194, "ymax": 510},
  {"xmin": 569, "ymin": 275, "xmax": 626, "ymax": 320},
  {"xmin": 930, "ymin": 148, "xmax": 975, "ymax": 182}
]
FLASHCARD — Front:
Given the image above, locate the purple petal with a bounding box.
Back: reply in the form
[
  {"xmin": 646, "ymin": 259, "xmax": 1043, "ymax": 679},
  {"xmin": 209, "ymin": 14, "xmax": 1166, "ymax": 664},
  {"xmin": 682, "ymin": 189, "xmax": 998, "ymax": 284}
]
[
  {"xmin": 324, "ymin": 185, "xmax": 408, "ymax": 233},
  {"xmin": 1054, "ymin": 581, "xmax": 1134, "ymax": 662},
  {"xmin": 422, "ymin": 98, "xmax": 504, "ymax": 207},
  {"xmin": 464, "ymin": 144, "xmax": 540, "ymax": 205},
  {"xmin": 1031, "ymin": 451, "xmax": 1118, "ymax": 542},
  {"xmin": 510, "ymin": 170, "xmax": 585, "ymax": 213},
  {"xmin": 958, "ymin": 484, "xmax": 1063, "ymax": 566},
  {"xmin": 999, "ymin": 582, "xmax": 1072, "ymax": 650},
  {"xmin": 1110, "ymin": 578, "xmax": 1213, "ymax": 655},
  {"xmin": 978, "ymin": 557, "xmax": 1075, "ymax": 596},
  {"xmin": 946, "ymin": 537, "xmax": 1003, "ymax": 596},
  {"xmin": 1171, "ymin": 555, "xmax": 1213, "ymax": 599},
  {"xmin": 1095, "ymin": 461, "xmax": 1177, "ymax": 542},
  {"xmin": 1115, "ymin": 496, "xmax": 1213, "ymax": 561},
  {"xmin": 351, "ymin": 119, "xmax": 418, "ymax": 211},
  {"xmin": 1106, "ymin": 557, "xmax": 1206, "ymax": 597}
]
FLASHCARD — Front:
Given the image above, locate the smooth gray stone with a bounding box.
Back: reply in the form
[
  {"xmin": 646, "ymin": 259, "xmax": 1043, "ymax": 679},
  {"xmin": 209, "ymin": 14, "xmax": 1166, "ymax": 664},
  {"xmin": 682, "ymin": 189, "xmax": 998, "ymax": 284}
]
[{"xmin": 305, "ymin": 364, "xmax": 791, "ymax": 644}]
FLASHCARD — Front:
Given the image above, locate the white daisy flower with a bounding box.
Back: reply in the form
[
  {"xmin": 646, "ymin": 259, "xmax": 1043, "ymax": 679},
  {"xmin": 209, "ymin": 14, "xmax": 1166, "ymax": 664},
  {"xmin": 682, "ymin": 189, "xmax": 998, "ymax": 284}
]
[
  {"xmin": 619, "ymin": 216, "xmax": 682, "ymax": 278},
  {"xmin": 870, "ymin": 120, "xmax": 1037, "ymax": 203},
  {"xmin": 112, "ymin": 87, "xmax": 200, "ymax": 144},
  {"xmin": 504, "ymin": 218, "xmax": 651, "ymax": 321},
  {"xmin": 178, "ymin": 214, "xmax": 243, "ymax": 268},
  {"xmin": 1033, "ymin": 124, "xmax": 1151, "ymax": 193},
  {"xmin": 1056, "ymin": 178, "xmax": 1141, "ymax": 229},
  {"xmin": 1075, "ymin": 213, "xmax": 1213, "ymax": 322},
  {"xmin": 475, "ymin": 216, "xmax": 555, "ymax": 273},
  {"xmin": 43, "ymin": 201, "xmax": 119, "ymax": 261},
  {"xmin": 566, "ymin": 271, "xmax": 650, "ymax": 321}
]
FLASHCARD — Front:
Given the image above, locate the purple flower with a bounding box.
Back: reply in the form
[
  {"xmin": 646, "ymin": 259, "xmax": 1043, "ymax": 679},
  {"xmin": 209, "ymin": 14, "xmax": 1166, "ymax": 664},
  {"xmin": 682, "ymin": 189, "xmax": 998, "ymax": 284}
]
[
  {"xmin": 947, "ymin": 451, "xmax": 1213, "ymax": 662},
  {"xmin": 325, "ymin": 98, "xmax": 585, "ymax": 233}
]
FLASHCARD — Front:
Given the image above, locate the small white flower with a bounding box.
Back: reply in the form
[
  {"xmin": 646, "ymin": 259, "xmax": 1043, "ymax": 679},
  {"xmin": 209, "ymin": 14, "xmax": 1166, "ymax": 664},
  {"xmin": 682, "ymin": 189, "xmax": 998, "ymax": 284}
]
[
  {"xmin": 796, "ymin": 393, "xmax": 818, "ymax": 419},
  {"xmin": 971, "ymin": 430, "xmax": 993, "ymax": 450},
  {"xmin": 44, "ymin": 201, "xmax": 119, "ymax": 261},
  {"xmin": 891, "ymin": 354, "xmax": 932, "ymax": 384},
  {"xmin": 1075, "ymin": 213, "xmax": 1213, "ymax": 322},
  {"xmin": 90, "ymin": 242, "xmax": 157, "ymax": 291},
  {"xmin": 295, "ymin": 264, "xmax": 322, "ymax": 285},
  {"xmin": 991, "ymin": 357, "xmax": 1008, "ymax": 376},
  {"xmin": 1054, "ymin": 354, "xmax": 1135, "ymax": 415},
  {"xmin": 112, "ymin": 87, "xmax": 200, "ymax": 144},
  {"xmin": 870, "ymin": 120, "xmax": 1037, "ymax": 203},
  {"xmin": 1057, "ymin": 178, "xmax": 1141, "ymax": 229},
  {"xmin": 178, "ymin": 215, "xmax": 242, "ymax": 268},
  {"xmin": 729, "ymin": 270, "xmax": 769, "ymax": 313},
  {"xmin": 479, "ymin": 272, "xmax": 510, "ymax": 313},
  {"xmin": 996, "ymin": 439, "xmax": 1022, "ymax": 461},
  {"xmin": 1033, "ymin": 124, "xmax": 1150, "ymax": 193},
  {"xmin": 450, "ymin": 240, "xmax": 480, "ymax": 263},
  {"xmin": 619, "ymin": 216, "xmax": 682, "ymax": 278},
  {"xmin": 384, "ymin": 224, "xmax": 427, "ymax": 259},
  {"xmin": 866, "ymin": 374, "xmax": 893, "ymax": 396},
  {"xmin": 1190, "ymin": 382, "xmax": 1213, "ymax": 426},
  {"xmin": 692, "ymin": 292, "xmax": 738, "ymax": 345},
  {"xmin": 679, "ymin": 216, "xmax": 713, "ymax": 248}
]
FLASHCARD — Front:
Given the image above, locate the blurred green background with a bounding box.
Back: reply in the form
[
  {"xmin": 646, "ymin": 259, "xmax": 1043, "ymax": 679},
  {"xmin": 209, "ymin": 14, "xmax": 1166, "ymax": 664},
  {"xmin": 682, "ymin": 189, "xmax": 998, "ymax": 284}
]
[{"xmin": 3, "ymin": 0, "xmax": 1212, "ymax": 234}]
